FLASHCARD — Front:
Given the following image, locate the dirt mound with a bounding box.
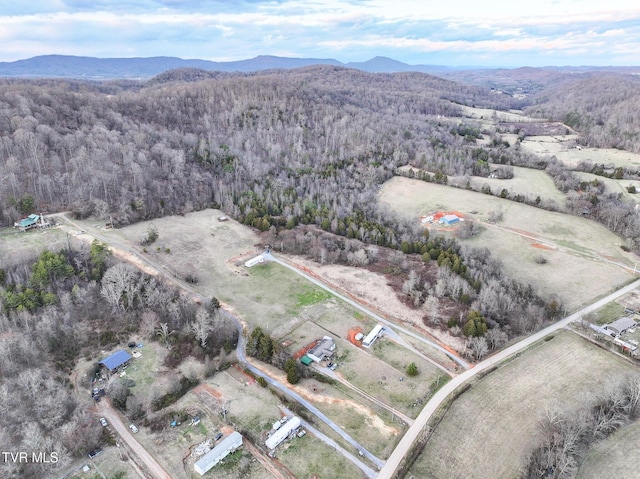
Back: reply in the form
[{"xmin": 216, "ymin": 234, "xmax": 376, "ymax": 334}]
[
  {"xmin": 347, "ymin": 327, "xmax": 364, "ymax": 346},
  {"xmin": 293, "ymin": 339, "xmax": 319, "ymax": 359}
]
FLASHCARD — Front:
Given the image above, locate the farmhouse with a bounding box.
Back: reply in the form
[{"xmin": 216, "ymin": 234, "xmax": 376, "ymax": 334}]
[
  {"xmin": 244, "ymin": 254, "xmax": 265, "ymax": 268},
  {"xmin": 194, "ymin": 431, "xmax": 243, "ymax": 475},
  {"xmin": 14, "ymin": 213, "xmax": 49, "ymax": 231},
  {"xmin": 362, "ymin": 324, "xmax": 384, "ymax": 348},
  {"xmin": 265, "ymin": 416, "xmax": 301, "ymax": 450},
  {"xmin": 439, "ymin": 214, "xmax": 460, "ymax": 226},
  {"xmin": 604, "ymin": 316, "xmax": 637, "ymax": 336},
  {"xmin": 99, "ymin": 350, "xmax": 132, "ymax": 373},
  {"xmin": 306, "ymin": 336, "xmax": 336, "ymax": 363}
]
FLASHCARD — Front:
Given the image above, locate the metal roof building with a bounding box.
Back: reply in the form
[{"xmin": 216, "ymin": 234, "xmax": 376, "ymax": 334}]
[
  {"xmin": 605, "ymin": 316, "xmax": 637, "ymax": 336},
  {"xmin": 362, "ymin": 324, "xmax": 384, "ymax": 348},
  {"xmin": 265, "ymin": 416, "xmax": 301, "ymax": 450},
  {"xmin": 306, "ymin": 336, "xmax": 336, "ymax": 363},
  {"xmin": 439, "ymin": 214, "xmax": 460, "ymax": 226},
  {"xmin": 99, "ymin": 350, "xmax": 132, "ymax": 372},
  {"xmin": 194, "ymin": 432, "xmax": 243, "ymax": 475}
]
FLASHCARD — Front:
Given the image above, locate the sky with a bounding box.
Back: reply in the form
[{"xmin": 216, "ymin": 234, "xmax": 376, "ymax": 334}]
[{"xmin": 1, "ymin": 0, "xmax": 639, "ymax": 67}]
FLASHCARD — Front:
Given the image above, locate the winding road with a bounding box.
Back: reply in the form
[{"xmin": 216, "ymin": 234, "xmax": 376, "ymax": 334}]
[{"xmin": 55, "ymin": 214, "xmax": 383, "ymax": 475}]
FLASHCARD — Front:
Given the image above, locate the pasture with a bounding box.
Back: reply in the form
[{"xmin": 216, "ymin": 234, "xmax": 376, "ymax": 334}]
[
  {"xmin": 409, "ymin": 331, "xmax": 637, "ymax": 479},
  {"xmin": 577, "ymin": 419, "xmax": 640, "ymax": 479},
  {"xmin": 468, "ymin": 164, "xmax": 567, "ymax": 209},
  {"xmin": 378, "ymin": 177, "xmax": 635, "ymax": 310},
  {"xmin": 575, "ymin": 171, "xmax": 640, "ymax": 205}
]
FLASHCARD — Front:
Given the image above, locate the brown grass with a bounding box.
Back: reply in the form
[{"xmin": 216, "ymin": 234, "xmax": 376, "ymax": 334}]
[{"xmin": 409, "ymin": 331, "xmax": 636, "ymax": 479}]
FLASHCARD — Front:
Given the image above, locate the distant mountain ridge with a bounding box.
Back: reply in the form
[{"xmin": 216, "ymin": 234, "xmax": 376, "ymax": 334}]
[{"xmin": 0, "ymin": 54, "xmax": 456, "ymax": 79}]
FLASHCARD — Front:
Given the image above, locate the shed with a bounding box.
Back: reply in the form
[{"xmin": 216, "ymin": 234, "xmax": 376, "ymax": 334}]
[
  {"xmin": 99, "ymin": 350, "xmax": 132, "ymax": 373},
  {"xmin": 439, "ymin": 214, "xmax": 460, "ymax": 226},
  {"xmin": 300, "ymin": 355, "xmax": 313, "ymax": 366},
  {"xmin": 194, "ymin": 431, "xmax": 243, "ymax": 475}
]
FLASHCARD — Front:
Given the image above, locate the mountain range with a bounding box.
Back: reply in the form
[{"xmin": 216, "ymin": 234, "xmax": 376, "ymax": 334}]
[{"xmin": 0, "ymin": 54, "xmax": 457, "ymax": 80}]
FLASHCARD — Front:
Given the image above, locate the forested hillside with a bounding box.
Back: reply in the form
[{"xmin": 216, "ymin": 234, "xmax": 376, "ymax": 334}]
[
  {"xmin": 525, "ymin": 73, "xmax": 640, "ymax": 153},
  {"xmin": 0, "ymin": 66, "xmax": 517, "ymax": 230}
]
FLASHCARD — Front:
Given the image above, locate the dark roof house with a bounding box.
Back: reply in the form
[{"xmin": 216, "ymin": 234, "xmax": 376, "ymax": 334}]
[{"xmin": 99, "ymin": 350, "xmax": 132, "ymax": 372}]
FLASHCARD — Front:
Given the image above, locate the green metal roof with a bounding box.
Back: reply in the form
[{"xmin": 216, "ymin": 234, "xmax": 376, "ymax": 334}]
[
  {"xmin": 18, "ymin": 214, "xmax": 39, "ymax": 227},
  {"xmin": 300, "ymin": 355, "xmax": 313, "ymax": 365}
]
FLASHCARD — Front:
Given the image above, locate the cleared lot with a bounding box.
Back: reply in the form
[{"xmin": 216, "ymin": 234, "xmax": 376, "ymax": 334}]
[
  {"xmin": 378, "ymin": 177, "xmax": 634, "ymax": 310},
  {"xmin": 409, "ymin": 331, "xmax": 637, "ymax": 479}
]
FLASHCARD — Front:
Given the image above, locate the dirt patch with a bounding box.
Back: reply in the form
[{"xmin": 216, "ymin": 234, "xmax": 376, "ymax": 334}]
[
  {"xmin": 347, "ymin": 327, "xmax": 364, "ymax": 346},
  {"xmin": 531, "ymin": 243, "xmax": 556, "ymax": 250},
  {"xmin": 282, "ymin": 253, "xmax": 466, "ymax": 354}
]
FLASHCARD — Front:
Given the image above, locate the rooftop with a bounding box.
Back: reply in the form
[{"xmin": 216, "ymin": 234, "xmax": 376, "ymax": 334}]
[{"xmin": 99, "ymin": 350, "xmax": 132, "ymax": 371}]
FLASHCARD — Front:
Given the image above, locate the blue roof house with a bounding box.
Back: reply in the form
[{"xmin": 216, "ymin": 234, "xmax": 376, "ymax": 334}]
[{"xmin": 99, "ymin": 350, "xmax": 132, "ymax": 372}]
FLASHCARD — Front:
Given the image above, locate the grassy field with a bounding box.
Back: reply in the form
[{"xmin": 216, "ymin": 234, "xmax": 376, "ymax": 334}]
[
  {"xmin": 575, "ymin": 171, "xmax": 640, "ymax": 205},
  {"xmin": 577, "ymin": 419, "xmax": 640, "ymax": 479},
  {"xmin": 468, "ymin": 164, "xmax": 567, "ymax": 208},
  {"xmin": 556, "ymin": 146, "xmax": 640, "ymax": 169},
  {"xmin": 378, "ymin": 177, "xmax": 635, "ymax": 310},
  {"xmin": 409, "ymin": 331, "xmax": 637, "ymax": 479},
  {"xmin": 0, "ymin": 224, "xmax": 68, "ymax": 266},
  {"xmin": 278, "ymin": 436, "xmax": 364, "ymax": 479}
]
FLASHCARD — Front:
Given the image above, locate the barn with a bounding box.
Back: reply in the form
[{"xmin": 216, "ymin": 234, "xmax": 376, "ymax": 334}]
[
  {"xmin": 439, "ymin": 214, "xmax": 460, "ymax": 226},
  {"xmin": 99, "ymin": 350, "xmax": 132, "ymax": 373}
]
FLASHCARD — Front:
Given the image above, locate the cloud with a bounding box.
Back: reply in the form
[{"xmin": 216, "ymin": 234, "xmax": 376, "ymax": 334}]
[{"xmin": 0, "ymin": 0, "xmax": 639, "ymax": 66}]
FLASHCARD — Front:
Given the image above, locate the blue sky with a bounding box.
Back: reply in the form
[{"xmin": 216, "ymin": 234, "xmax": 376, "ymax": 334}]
[{"xmin": 1, "ymin": 0, "xmax": 639, "ymax": 67}]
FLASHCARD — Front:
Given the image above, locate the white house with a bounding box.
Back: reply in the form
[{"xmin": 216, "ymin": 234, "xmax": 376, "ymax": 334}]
[
  {"xmin": 265, "ymin": 416, "xmax": 301, "ymax": 450},
  {"xmin": 362, "ymin": 325, "xmax": 384, "ymax": 348},
  {"xmin": 244, "ymin": 255, "xmax": 265, "ymax": 268},
  {"xmin": 194, "ymin": 432, "xmax": 243, "ymax": 475}
]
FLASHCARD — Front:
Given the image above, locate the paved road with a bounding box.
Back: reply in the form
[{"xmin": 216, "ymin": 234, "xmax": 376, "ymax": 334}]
[
  {"xmin": 235, "ymin": 324, "xmax": 386, "ymax": 470},
  {"xmin": 55, "ymin": 215, "xmax": 383, "ymax": 472},
  {"xmin": 376, "ymin": 277, "xmax": 640, "ymax": 479},
  {"xmin": 98, "ymin": 400, "xmax": 172, "ymax": 479},
  {"xmin": 263, "ymin": 251, "xmax": 470, "ymax": 370}
]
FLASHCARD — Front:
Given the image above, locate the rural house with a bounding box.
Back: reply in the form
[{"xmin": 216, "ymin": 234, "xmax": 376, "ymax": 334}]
[{"xmin": 99, "ymin": 350, "xmax": 132, "ymax": 373}]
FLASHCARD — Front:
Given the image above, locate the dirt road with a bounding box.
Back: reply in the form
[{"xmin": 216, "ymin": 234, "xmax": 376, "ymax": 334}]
[{"xmin": 97, "ymin": 400, "xmax": 172, "ymax": 479}]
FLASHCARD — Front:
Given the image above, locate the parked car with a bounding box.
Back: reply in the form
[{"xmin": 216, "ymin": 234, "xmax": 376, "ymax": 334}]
[
  {"xmin": 99, "ymin": 417, "xmax": 108, "ymax": 427},
  {"xmin": 214, "ymin": 432, "xmax": 223, "ymax": 441},
  {"xmin": 129, "ymin": 424, "xmax": 139, "ymax": 434}
]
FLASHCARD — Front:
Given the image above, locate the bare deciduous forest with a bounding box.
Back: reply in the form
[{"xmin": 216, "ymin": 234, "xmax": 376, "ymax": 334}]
[{"xmin": 2, "ymin": 66, "xmax": 640, "ymax": 478}]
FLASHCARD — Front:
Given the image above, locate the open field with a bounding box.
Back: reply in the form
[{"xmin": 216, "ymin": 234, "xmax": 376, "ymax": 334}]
[
  {"xmin": 468, "ymin": 164, "xmax": 567, "ymax": 208},
  {"xmin": 279, "ymin": 312, "xmax": 445, "ymax": 418},
  {"xmin": 577, "ymin": 419, "xmax": 640, "ymax": 479},
  {"xmin": 378, "ymin": 177, "xmax": 635, "ymax": 310},
  {"xmin": 520, "ymin": 135, "xmax": 576, "ymax": 156},
  {"xmin": 0, "ymin": 225, "xmax": 67, "ymax": 265},
  {"xmin": 409, "ymin": 331, "xmax": 637, "ymax": 479},
  {"xmin": 457, "ymin": 105, "xmax": 538, "ymax": 123},
  {"xmin": 556, "ymin": 146, "xmax": 640, "ymax": 169},
  {"xmin": 575, "ymin": 171, "xmax": 640, "ymax": 205}
]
